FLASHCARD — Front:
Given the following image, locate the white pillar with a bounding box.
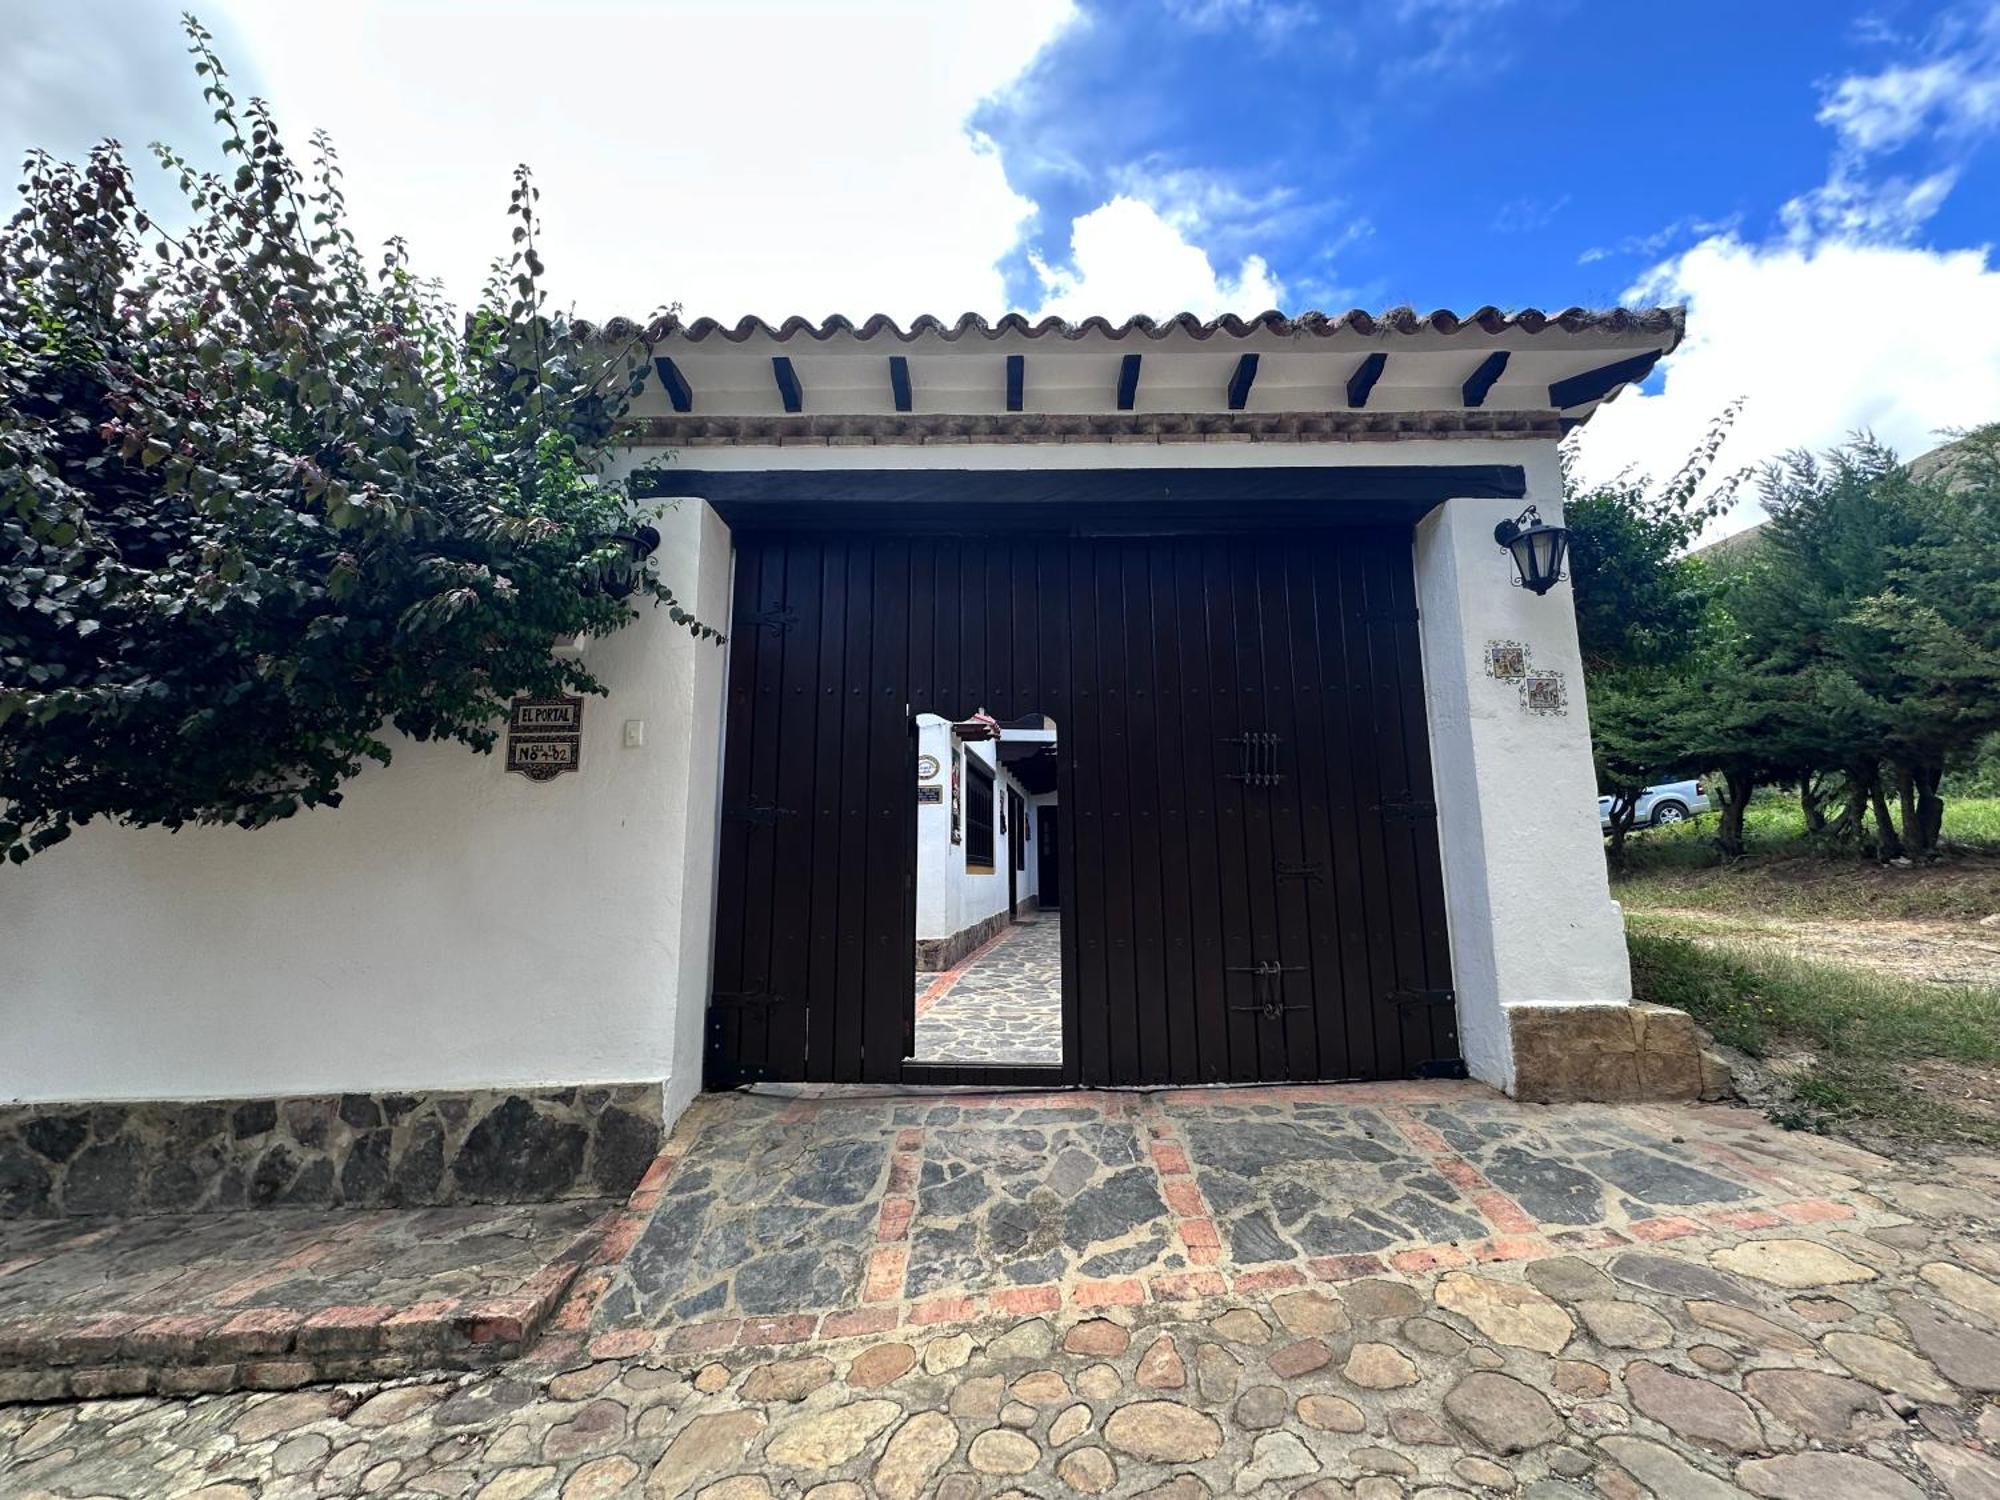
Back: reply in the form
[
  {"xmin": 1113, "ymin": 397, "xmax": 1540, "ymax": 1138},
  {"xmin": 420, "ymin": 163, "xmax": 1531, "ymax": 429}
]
[{"xmin": 1413, "ymin": 482, "xmax": 1631, "ymax": 1095}]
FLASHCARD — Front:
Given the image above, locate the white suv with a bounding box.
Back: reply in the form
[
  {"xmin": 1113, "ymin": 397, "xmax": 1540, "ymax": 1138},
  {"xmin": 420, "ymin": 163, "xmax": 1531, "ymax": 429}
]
[{"xmin": 1599, "ymin": 778, "xmax": 1710, "ymax": 831}]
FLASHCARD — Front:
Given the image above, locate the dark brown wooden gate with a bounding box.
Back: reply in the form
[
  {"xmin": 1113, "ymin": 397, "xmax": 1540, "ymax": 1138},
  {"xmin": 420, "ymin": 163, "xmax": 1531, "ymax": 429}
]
[{"xmin": 705, "ymin": 530, "xmax": 1458, "ymax": 1089}]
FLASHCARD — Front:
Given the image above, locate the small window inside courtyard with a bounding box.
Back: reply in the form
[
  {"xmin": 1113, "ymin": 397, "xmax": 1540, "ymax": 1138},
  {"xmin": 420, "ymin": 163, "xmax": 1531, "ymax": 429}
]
[{"xmin": 966, "ymin": 759, "xmax": 995, "ymax": 869}]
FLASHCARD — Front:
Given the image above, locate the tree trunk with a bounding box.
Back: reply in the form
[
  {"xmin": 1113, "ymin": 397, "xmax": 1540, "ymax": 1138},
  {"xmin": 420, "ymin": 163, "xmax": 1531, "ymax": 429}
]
[
  {"xmin": 1716, "ymin": 772, "xmax": 1756, "ymax": 861},
  {"xmin": 1605, "ymin": 789, "xmax": 1642, "ymax": 866},
  {"xmin": 1869, "ymin": 773, "xmax": 1905, "ymax": 861},
  {"xmin": 1830, "ymin": 773, "xmax": 1868, "ymax": 843},
  {"xmin": 1915, "ymin": 762, "xmax": 1945, "ymax": 856},
  {"xmin": 1800, "ymin": 774, "xmax": 1828, "ymax": 834},
  {"xmin": 1896, "ymin": 765, "xmax": 1919, "ymax": 855}
]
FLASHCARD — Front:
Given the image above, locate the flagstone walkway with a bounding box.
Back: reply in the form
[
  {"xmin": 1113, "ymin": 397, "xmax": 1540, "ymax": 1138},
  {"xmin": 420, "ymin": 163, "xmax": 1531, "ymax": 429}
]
[
  {"xmin": 913, "ymin": 918, "xmax": 1063, "ymax": 1066},
  {"xmin": 7, "ymin": 1085, "xmax": 2000, "ymax": 1499}
]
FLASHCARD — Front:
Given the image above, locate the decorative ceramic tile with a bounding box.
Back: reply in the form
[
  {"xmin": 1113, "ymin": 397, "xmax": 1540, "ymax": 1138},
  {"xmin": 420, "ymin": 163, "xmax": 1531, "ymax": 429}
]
[
  {"xmin": 1483, "ymin": 639, "xmax": 1530, "ymax": 680},
  {"xmin": 1520, "ymin": 670, "xmax": 1568, "ymax": 715}
]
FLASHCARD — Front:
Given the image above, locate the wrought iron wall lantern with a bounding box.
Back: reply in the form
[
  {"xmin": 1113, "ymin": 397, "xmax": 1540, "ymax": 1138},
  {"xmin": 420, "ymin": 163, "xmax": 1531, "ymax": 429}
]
[
  {"xmin": 597, "ymin": 524, "xmax": 662, "ymax": 600},
  {"xmin": 1493, "ymin": 505, "xmax": 1569, "ymax": 595}
]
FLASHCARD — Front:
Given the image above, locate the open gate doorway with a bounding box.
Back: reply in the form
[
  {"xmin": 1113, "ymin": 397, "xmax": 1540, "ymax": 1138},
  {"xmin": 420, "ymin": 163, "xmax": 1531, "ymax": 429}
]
[{"xmin": 704, "ymin": 528, "xmax": 1459, "ymax": 1091}]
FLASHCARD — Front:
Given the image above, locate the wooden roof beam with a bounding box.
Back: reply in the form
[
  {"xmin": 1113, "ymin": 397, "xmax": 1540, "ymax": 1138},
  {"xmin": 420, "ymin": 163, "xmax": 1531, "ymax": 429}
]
[
  {"xmin": 1346, "ymin": 352, "xmax": 1386, "ymax": 408},
  {"xmin": 654, "ymin": 356, "xmax": 693, "ymax": 413},
  {"xmin": 1462, "ymin": 351, "xmax": 1510, "ymax": 408},
  {"xmin": 1227, "ymin": 353, "xmax": 1260, "ymax": 411},
  {"xmin": 771, "ymin": 356, "xmax": 803, "ymax": 414}
]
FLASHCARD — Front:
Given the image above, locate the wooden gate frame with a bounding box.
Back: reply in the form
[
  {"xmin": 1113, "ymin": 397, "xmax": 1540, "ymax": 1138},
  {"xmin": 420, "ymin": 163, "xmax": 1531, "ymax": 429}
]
[{"xmin": 688, "ymin": 468, "xmax": 1525, "ymax": 1091}]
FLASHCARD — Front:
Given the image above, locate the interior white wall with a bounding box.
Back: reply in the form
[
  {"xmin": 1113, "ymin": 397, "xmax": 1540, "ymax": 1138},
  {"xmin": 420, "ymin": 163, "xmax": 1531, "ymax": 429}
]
[
  {"xmin": 914, "ymin": 721, "xmax": 1037, "ymax": 948},
  {"xmin": 1414, "ymin": 458, "xmax": 1632, "ymax": 1094},
  {"xmin": 2, "ymin": 499, "xmax": 733, "ymax": 1108}
]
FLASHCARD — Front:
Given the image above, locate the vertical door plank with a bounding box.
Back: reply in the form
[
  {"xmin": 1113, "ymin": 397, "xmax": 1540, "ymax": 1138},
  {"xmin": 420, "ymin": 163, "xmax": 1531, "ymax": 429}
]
[
  {"xmin": 1313, "ymin": 543, "xmax": 1386, "ymax": 1082},
  {"xmin": 1382, "ymin": 550, "xmax": 1459, "ymax": 1065},
  {"xmin": 1173, "ymin": 542, "xmax": 1230, "ymax": 1084},
  {"xmin": 1067, "ymin": 540, "xmax": 1111, "ymax": 1083},
  {"xmin": 766, "ymin": 538, "xmax": 823, "ymax": 1079},
  {"xmin": 737, "ymin": 543, "xmax": 790, "ymax": 1076},
  {"xmin": 803, "ymin": 541, "xmax": 849, "ymax": 1082},
  {"xmin": 1120, "ymin": 543, "xmax": 1171, "ymax": 1084},
  {"xmin": 1281, "ymin": 544, "xmax": 1355, "ymax": 1082},
  {"xmin": 831, "ymin": 541, "xmax": 875, "ymax": 1082},
  {"xmin": 1336, "ymin": 544, "xmax": 1404, "ymax": 1079},
  {"xmin": 1205, "ymin": 543, "xmax": 1258, "ymax": 1081},
  {"xmin": 1229, "ymin": 542, "xmax": 1285, "ymax": 1080},
  {"xmin": 862, "ymin": 538, "xmax": 911, "ymax": 1081},
  {"xmin": 1094, "ymin": 543, "xmax": 1142, "ymax": 1084},
  {"xmin": 1362, "ymin": 536, "xmax": 1451, "ymax": 1072},
  {"xmin": 1259, "ymin": 541, "xmax": 1322, "ymax": 1080},
  {"xmin": 706, "ymin": 538, "xmax": 763, "ymax": 1084},
  {"xmin": 1148, "ymin": 542, "xmax": 1200, "ymax": 1083},
  {"xmin": 1037, "ymin": 539, "xmax": 1081, "ymax": 1084}
]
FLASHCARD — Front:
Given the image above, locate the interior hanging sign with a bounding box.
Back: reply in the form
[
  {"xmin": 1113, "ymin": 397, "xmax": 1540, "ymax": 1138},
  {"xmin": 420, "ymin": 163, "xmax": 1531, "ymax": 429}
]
[{"xmin": 507, "ymin": 695, "xmax": 584, "ymax": 781}]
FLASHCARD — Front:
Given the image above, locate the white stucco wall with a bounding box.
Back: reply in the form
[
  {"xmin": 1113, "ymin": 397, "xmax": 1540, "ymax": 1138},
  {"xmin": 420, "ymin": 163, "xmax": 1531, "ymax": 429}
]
[
  {"xmin": 2, "ymin": 499, "xmax": 734, "ymax": 1112},
  {"xmin": 914, "ymin": 719, "xmax": 1039, "ymax": 951},
  {"xmin": 1413, "ymin": 457, "xmax": 1633, "ymax": 1093}
]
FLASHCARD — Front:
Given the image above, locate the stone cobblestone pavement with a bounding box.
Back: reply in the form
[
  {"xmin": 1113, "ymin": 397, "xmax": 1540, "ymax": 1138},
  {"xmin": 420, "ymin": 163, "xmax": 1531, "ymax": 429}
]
[
  {"xmin": 914, "ymin": 920, "xmax": 1063, "ymax": 1066},
  {"xmin": 7, "ymin": 1084, "xmax": 2000, "ymax": 1499}
]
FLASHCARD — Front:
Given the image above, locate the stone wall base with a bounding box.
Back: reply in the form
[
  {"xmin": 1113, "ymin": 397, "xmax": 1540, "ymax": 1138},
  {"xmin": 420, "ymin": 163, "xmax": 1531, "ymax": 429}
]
[
  {"xmin": 1508, "ymin": 1002, "xmax": 1734, "ymax": 1105},
  {"xmin": 0, "ymin": 1082, "xmax": 663, "ymax": 1219},
  {"xmin": 916, "ymin": 908, "xmax": 1015, "ymax": 972}
]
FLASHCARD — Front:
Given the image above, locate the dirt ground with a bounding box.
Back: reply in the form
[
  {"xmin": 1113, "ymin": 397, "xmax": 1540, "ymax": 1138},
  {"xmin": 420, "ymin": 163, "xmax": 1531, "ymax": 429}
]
[{"xmin": 1640, "ymin": 907, "xmax": 2000, "ymax": 988}]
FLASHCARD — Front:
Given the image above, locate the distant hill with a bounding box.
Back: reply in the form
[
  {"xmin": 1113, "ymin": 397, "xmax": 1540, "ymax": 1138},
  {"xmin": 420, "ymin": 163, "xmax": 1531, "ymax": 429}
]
[
  {"xmin": 1687, "ymin": 430, "xmax": 1992, "ymax": 564},
  {"xmin": 1691, "ymin": 522, "xmax": 1766, "ymax": 563}
]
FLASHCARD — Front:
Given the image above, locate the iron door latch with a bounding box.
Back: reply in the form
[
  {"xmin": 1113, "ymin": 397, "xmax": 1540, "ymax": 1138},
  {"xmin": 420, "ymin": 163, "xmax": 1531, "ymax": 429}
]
[
  {"xmin": 1223, "ymin": 732, "xmax": 1285, "ymax": 787},
  {"xmin": 1228, "ymin": 959, "xmax": 1308, "ymax": 1020}
]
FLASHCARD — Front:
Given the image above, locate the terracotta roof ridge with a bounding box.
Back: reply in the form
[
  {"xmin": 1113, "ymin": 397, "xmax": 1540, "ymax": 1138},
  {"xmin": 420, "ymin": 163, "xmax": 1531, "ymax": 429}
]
[{"xmin": 584, "ymin": 306, "xmax": 1687, "ymax": 348}]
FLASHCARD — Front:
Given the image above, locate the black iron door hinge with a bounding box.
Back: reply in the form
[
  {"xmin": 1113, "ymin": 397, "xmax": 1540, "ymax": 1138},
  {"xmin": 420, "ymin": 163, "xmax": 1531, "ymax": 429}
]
[
  {"xmin": 746, "ymin": 605, "xmax": 800, "ymax": 635},
  {"xmin": 1387, "ymin": 987, "xmax": 1455, "ymax": 1007},
  {"xmin": 1223, "ymin": 732, "xmax": 1285, "ymax": 787},
  {"xmin": 1228, "ymin": 959, "xmax": 1308, "ymax": 1020},
  {"xmin": 723, "ymin": 799, "xmax": 797, "ymax": 826},
  {"xmin": 1273, "ymin": 859, "xmax": 1326, "ymax": 884},
  {"xmin": 1377, "ymin": 796, "xmax": 1437, "ymax": 824}
]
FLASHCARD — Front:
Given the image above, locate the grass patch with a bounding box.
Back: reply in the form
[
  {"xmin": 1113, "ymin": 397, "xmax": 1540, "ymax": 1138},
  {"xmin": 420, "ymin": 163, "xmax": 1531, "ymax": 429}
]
[
  {"xmin": 1628, "ymin": 923, "xmax": 2000, "ymax": 1147},
  {"xmin": 1610, "ymin": 796, "xmax": 2000, "ymax": 921}
]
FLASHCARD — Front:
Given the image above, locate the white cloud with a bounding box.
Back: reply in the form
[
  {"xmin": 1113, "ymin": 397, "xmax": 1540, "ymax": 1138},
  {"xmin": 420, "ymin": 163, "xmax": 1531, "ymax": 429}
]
[
  {"xmin": 192, "ymin": 0, "xmax": 1078, "ymax": 323},
  {"xmin": 1570, "ymin": 236, "xmax": 2000, "ymax": 529},
  {"xmin": 1818, "ymin": 54, "xmax": 2000, "ymax": 153},
  {"xmin": 1783, "ymin": 4, "xmax": 2000, "ymax": 245},
  {"xmin": 1029, "ymin": 194, "xmax": 1284, "ymax": 320}
]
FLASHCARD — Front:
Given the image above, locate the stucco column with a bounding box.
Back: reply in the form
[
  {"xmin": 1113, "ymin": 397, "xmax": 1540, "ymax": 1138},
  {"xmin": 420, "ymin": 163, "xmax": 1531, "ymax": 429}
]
[{"xmin": 1413, "ymin": 489, "xmax": 1636, "ymax": 1098}]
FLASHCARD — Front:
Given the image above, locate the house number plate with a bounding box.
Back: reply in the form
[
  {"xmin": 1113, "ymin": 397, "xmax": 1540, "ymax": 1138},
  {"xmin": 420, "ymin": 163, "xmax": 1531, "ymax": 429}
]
[{"xmin": 507, "ymin": 695, "xmax": 583, "ymax": 782}]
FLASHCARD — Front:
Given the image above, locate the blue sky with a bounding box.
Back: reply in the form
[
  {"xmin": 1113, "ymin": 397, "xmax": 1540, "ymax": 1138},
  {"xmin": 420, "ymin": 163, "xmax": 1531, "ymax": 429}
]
[
  {"xmin": 7, "ymin": 0, "xmax": 2000, "ymax": 507},
  {"xmin": 977, "ymin": 0, "xmax": 1999, "ymax": 313}
]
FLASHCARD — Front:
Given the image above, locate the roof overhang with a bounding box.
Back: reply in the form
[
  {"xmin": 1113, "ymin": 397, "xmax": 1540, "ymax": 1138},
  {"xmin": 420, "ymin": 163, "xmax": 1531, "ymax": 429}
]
[{"xmin": 599, "ymin": 307, "xmax": 1683, "ymax": 447}]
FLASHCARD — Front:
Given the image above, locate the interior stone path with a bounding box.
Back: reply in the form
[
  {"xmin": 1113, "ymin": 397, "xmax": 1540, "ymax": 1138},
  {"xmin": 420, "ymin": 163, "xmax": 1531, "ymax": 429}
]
[
  {"xmin": 9, "ymin": 1085, "xmax": 2000, "ymax": 1500},
  {"xmin": 914, "ymin": 917, "xmax": 1063, "ymax": 1066}
]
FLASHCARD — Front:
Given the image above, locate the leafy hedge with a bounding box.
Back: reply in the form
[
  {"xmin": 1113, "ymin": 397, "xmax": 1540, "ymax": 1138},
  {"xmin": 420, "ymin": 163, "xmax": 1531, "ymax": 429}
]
[{"xmin": 0, "ymin": 19, "xmax": 713, "ymax": 863}]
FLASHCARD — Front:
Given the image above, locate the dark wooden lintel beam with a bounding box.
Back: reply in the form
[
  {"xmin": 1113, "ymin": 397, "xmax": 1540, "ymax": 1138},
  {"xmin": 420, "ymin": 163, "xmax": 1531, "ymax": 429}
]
[{"xmin": 1548, "ymin": 349, "xmax": 1663, "ymax": 410}]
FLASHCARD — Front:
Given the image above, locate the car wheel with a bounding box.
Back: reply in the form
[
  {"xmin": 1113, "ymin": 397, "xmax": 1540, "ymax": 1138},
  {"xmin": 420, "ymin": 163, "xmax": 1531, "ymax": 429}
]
[{"xmin": 1651, "ymin": 801, "xmax": 1689, "ymax": 826}]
